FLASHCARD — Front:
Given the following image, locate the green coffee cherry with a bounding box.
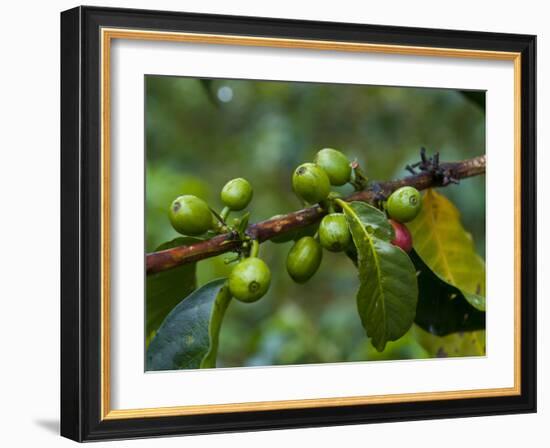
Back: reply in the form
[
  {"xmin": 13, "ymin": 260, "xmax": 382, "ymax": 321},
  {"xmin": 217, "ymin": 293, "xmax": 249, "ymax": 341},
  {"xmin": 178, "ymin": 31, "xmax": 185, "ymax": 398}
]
[
  {"xmin": 228, "ymin": 257, "xmax": 271, "ymax": 303},
  {"xmin": 169, "ymin": 195, "xmax": 212, "ymax": 236},
  {"xmin": 292, "ymin": 163, "xmax": 330, "ymax": 204},
  {"xmin": 221, "ymin": 178, "xmax": 253, "ymax": 211},
  {"xmin": 386, "ymin": 186, "xmax": 422, "ymax": 223},
  {"xmin": 319, "ymin": 213, "xmax": 351, "ymax": 252},
  {"xmin": 314, "ymin": 148, "xmax": 351, "ymax": 186},
  {"xmin": 286, "ymin": 236, "xmax": 323, "ymax": 284}
]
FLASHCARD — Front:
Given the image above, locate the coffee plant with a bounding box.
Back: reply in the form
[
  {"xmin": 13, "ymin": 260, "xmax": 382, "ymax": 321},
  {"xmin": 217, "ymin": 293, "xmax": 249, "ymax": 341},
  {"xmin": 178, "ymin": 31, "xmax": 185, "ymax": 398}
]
[{"xmin": 146, "ymin": 148, "xmax": 486, "ymax": 370}]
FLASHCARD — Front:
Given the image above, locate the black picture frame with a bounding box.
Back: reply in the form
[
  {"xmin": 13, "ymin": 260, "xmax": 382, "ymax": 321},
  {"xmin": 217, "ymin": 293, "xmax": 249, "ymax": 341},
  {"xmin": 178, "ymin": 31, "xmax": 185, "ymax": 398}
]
[{"xmin": 61, "ymin": 5, "xmax": 536, "ymax": 442}]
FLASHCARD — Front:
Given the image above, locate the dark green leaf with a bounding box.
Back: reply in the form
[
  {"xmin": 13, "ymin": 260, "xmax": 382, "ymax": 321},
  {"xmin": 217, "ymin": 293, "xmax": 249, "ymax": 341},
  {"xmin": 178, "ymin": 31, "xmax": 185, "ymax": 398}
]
[
  {"xmin": 410, "ymin": 250, "xmax": 485, "ymax": 336},
  {"xmin": 339, "ymin": 200, "xmax": 418, "ymax": 352},
  {"xmin": 146, "ymin": 278, "xmax": 231, "ymax": 370},
  {"xmin": 146, "ymin": 237, "xmax": 200, "ymax": 346}
]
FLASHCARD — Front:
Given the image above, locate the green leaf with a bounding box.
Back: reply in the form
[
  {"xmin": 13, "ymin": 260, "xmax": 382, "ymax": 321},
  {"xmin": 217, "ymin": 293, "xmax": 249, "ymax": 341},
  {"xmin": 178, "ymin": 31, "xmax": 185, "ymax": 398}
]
[
  {"xmin": 413, "ymin": 325, "xmax": 485, "ymax": 357},
  {"xmin": 146, "ymin": 278, "xmax": 231, "ymax": 370},
  {"xmin": 347, "ymin": 201, "xmax": 395, "ymax": 241},
  {"xmin": 410, "ymin": 250, "xmax": 485, "ymax": 336},
  {"xmin": 339, "ymin": 200, "xmax": 418, "ymax": 352},
  {"xmin": 146, "ymin": 237, "xmax": 200, "ymax": 347},
  {"xmin": 343, "ymin": 202, "xmax": 393, "ymax": 267},
  {"xmin": 408, "ymin": 189, "xmax": 485, "ymax": 310}
]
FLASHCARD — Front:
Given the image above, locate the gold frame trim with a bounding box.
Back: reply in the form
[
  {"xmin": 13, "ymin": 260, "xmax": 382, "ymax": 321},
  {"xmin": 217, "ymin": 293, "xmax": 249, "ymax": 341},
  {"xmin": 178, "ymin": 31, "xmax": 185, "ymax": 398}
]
[{"xmin": 100, "ymin": 28, "xmax": 522, "ymax": 421}]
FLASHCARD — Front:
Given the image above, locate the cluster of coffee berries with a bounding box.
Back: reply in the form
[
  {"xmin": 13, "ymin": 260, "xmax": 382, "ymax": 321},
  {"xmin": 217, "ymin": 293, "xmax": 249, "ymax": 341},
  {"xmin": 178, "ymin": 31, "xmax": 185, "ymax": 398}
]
[
  {"xmin": 167, "ymin": 148, "xmax": 424, "ymax": 303},
  {"xmin": 284, "ymin": 149, "xmax": 423, "ymax": 283},
  {"xmin": 284, "ymin": 209, "xmax": 353, "ymax": 284},
  {"xmin": 284, "ymin": 148, "xmax": 353, "ymax": 283},
  {"xmin": 292, "ymin": 148, "xmax": 352, "ymax": 204},
  {"xmin": 169, "ymin": 177, "xmax": 272, "ymax": 303}
]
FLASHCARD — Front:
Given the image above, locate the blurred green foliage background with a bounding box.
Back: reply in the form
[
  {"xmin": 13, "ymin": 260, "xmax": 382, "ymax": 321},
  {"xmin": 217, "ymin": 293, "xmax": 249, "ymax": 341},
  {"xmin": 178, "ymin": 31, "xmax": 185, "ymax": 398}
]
[{"xmin": 146, "ymin": 76, "xmax": 486, "ymax": 367}]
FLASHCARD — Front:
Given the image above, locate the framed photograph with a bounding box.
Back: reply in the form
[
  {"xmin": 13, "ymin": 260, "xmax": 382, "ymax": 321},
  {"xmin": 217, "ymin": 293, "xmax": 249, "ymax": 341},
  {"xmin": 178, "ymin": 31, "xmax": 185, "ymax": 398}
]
[{"xmin": 60, "ymin": 6, "xmax": 536, "ymax": 442}]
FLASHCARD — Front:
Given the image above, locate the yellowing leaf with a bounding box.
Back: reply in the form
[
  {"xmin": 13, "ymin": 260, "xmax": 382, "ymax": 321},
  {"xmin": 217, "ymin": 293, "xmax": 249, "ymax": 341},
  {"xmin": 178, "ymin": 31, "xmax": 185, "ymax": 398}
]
[
  {"xmin": 408, "ymin": 189, "xmax": 485, "ymax": 310},
  {"xmin": 410, "ymin": 249, "xmax": 485, "ymax": 336},
  {"xmin": 413, "ymin": 325, "xmax": 485, "ymax": 357}
]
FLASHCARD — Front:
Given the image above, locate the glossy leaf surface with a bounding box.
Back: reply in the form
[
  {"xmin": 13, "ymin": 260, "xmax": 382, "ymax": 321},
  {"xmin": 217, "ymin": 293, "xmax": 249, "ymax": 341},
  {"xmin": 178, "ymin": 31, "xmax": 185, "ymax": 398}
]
[
  {"xmin": 340, "ymin": 201, "xmax": 418, "ymax": 351},
  {"xmin": 146, "ymin": 278, "xmax": 231, "ymax": 370}
]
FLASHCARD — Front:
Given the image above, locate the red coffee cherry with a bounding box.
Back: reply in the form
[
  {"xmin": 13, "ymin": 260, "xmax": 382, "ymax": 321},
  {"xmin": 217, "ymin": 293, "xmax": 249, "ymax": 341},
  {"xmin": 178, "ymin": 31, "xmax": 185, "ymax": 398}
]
[{"xmin": 389, "ymin": 219, "xmax": 413, "ymax": 252}]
